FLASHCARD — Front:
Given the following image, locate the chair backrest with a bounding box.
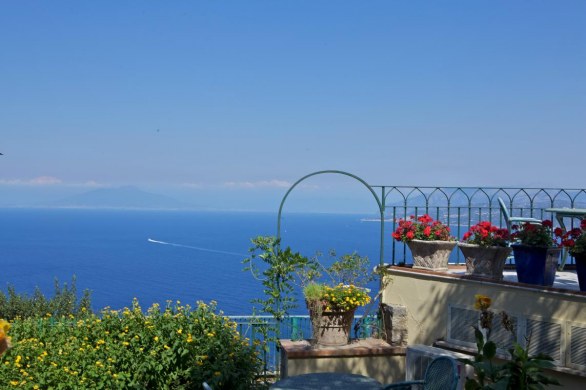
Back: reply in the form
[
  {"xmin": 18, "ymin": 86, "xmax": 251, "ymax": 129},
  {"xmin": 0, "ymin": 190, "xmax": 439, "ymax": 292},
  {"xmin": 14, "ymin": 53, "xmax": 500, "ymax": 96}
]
[
  {"xmin": 423, "ymin": 356, "xmax": 459, "ymax": 390},
  {"xmin": 498, "ymin": 197, "xmax": 512, "ymax": 231}
]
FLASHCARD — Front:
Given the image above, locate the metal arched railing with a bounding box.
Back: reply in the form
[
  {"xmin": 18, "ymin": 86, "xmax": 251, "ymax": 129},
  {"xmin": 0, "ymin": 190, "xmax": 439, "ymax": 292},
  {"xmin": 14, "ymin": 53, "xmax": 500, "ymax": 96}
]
[
  {"xmin": 276, "ymin": 176, "xmax": 585, "ymax": 266},
  {"xmin": 374, "ymin": 185, "xmax": 586, "ymax": 265},
  {"xmin": 277, "ymin": 170, "xmax": 385, "ymax": 265}
]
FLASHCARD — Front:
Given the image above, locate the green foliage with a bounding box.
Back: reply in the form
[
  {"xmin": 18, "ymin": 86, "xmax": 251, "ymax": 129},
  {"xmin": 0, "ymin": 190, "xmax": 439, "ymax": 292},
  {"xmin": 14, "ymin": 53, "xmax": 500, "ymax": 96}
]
[
  {"xmin": 500, "ymin": 342, "xmax": 560, "ymax": 390},
  {"xmin": 302, "ymin": 282, "xmax": 325, "ymax": 302},
  {"xmin": 0, "ymin": 300, "xmax": 262, "ymax": 389},
  {"xmin": 327, "ymin": 251, "xmax": 375, "ymax": 287},
  {"xmin": 565, "ymin": 221, "xmax": 586, "ymax": 255},
  {"xmin": 460, "ymin": 328, "xmax": 507, "ymax": 389},
  {"xmin": 0, "ymin": 277, "xmax": 92, "ymax": 321},
  {"xmin": 570, "ymin": 233, "xmax": 586, "ymax": 255},
  {"xmin": 460, "ymin": 312, "xmax": 560, "ymax": 389},
  {"xmin": 243, "ymin": 236, "xmax": 318, "ymax": 322},
  {"xmin": 511, "ymin": 222, "xmax": 555, "ymax": 248}
]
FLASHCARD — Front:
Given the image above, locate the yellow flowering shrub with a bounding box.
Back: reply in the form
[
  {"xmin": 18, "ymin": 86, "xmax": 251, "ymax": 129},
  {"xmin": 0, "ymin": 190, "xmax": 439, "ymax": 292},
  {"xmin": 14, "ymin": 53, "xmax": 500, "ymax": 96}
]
[
  {"xmin": 0, "ymin": 300, "xmax": 261, "ymax": 389},
  {"xmin": 303, "ymin": 252, "xmax": 375, "ymax": 313},
  {"xmin": 321, "ymin": 284, "xmax": 371, "ymax": 312}
]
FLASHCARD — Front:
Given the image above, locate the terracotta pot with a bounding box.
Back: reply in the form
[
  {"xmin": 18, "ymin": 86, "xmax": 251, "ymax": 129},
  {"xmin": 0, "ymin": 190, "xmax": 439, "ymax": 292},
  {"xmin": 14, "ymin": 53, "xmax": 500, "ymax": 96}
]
[
  {"xmin": 458, "ymin": 243, "xmax": 512, "ymax": 280},
  {"xmin": 407, "ymin": 239, "xmax": 457, "ymax": 271}
]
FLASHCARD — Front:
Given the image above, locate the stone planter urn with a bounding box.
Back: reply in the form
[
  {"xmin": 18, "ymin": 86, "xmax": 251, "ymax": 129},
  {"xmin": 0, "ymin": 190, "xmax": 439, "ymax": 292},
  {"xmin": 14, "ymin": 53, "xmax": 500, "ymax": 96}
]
[
  {"xmin": 407, "ymin": 239, "xmax": 457, "ymax": 271},
  {"xmin": 512, "ymin": 244, "xmax": 561, "ymax": 287},
  {"xmin": 308, "ymin": 307, "xmax": 356, "ymax": 347},
  {"xmin": 458, "ymin": 243, "xmax": 512, "ymax": 280}
]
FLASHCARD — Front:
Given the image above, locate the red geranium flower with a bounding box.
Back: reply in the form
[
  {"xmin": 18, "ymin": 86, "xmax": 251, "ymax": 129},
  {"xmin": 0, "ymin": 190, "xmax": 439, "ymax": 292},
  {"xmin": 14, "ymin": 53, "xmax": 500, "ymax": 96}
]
[
  {"xmin": 392, "ymin": 214, "xmax": 452, "ymax": 242},
  {"xmin": 511, "ymin": 220, "xmax": 563, "ymax": 248},
  {"xmin": 462, "ymin": 221, "xmax": 509, "ymax": 247},
  {"xmin": 423, "ymin": 226, "xmax": 432, "ymax": 237}
]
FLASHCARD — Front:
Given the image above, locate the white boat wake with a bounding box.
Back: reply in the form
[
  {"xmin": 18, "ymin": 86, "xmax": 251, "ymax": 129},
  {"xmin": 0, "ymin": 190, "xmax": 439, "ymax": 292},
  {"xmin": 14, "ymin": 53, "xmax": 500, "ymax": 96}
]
[{"xmin": 147, "ymin": 238, "xmax": 246, "ymax": 257}]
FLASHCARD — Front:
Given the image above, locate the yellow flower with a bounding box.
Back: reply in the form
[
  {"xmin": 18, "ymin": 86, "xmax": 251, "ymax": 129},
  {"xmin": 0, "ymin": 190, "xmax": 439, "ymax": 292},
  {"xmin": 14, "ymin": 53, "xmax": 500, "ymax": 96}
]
[
  {"xmin": 474, "ymin": 295, "xmax": 492, "ymax": 311},
  {"xmin": 0, "ymin": 319, "xmax": 10, "ymax": 333},
  {"xmin": 154, "ymin": 336, "xmax": 159, "ymax": 342}
]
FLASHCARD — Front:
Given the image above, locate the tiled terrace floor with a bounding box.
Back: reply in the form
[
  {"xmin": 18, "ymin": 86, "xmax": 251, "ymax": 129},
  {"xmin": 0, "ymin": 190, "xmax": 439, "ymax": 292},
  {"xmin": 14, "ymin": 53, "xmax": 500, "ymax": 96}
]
[{"xmin": 447, "ymin": 268, "xmax": 580, "ymax": 291}]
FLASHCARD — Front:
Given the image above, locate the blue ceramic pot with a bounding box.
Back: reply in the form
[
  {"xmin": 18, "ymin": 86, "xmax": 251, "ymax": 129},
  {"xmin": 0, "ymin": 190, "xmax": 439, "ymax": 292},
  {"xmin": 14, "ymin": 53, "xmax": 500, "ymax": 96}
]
[
  {"xmin": 512, "ymin": 244, "xmax": 561, "ymax": 287},
  {"xmin": 574, "ymin": 253, "xmax": 586, "ymax": 292}
]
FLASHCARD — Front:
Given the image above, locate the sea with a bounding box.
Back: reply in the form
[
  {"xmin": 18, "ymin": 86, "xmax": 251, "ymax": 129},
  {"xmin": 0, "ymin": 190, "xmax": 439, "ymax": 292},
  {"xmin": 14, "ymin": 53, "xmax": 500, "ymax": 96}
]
[{"xmin": 1, "ymin": 208, "xmax": 385, "ymax": 315}]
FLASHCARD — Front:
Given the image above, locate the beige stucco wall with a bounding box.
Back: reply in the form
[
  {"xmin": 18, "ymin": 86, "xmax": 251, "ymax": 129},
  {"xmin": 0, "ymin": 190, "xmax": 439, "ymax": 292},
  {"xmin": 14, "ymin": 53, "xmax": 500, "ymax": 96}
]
[
  {"xmin": 382, "ymin": 267, "xmax": 586, "ymax": 345},
  {"xmin": 381, "ymin": 267, "xmax": 586, "ymax": 389},
  {"xmin": 283, "ymin": 355, "xmax": 405, "ymax": 385}
]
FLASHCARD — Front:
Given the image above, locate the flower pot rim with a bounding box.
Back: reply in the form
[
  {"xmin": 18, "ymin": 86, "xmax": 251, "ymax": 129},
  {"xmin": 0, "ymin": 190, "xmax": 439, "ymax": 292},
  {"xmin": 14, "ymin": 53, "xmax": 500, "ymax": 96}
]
[
  {"xmin": 408, "ymin": 239, "xmax": 457, "ymax": 244},
  {"xmin": 457, "ymin": 242, "xmax": 509, "ymax": 249},
  {"xmin": 511, "ymin": 243, "xmax": 562, "ymax": 250}
]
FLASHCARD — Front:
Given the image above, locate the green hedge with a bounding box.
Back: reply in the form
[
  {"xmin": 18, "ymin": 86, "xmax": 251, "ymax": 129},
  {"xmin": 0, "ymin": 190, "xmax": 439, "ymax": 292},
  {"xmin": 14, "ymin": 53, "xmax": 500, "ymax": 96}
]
[
  {"xmin": 1, "ymin": 300, "xmax": 262, "ymax": 389},
  {"xmin": 0, "ymin": 278, "xmax": 91, "ymax": 321}
]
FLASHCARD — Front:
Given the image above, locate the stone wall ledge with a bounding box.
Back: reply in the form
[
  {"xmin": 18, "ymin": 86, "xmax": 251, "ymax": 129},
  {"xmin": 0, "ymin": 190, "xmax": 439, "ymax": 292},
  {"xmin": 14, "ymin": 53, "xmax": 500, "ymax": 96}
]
[
  {"xmin": 279, "ymin": 338, "xmax": 406, "ymax": 359},
  {"xmin": 383, "ymin": 265, "xmax": 586, "ymax": 298}
]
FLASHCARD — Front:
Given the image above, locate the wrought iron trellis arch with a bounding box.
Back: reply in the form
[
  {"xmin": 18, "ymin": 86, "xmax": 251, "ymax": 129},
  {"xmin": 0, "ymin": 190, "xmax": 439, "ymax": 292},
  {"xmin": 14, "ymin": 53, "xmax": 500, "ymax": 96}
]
[{"xmin": 276, "ymin": 170, "xmax": 385, "ymax": 265}]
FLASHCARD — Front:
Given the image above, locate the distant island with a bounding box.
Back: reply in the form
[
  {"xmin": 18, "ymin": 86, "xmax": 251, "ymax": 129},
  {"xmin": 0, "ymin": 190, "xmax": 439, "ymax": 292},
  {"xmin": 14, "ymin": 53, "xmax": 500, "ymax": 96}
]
[{"xmin": 46, "ymin": 186, "xmax": 196, "ymax": 210}]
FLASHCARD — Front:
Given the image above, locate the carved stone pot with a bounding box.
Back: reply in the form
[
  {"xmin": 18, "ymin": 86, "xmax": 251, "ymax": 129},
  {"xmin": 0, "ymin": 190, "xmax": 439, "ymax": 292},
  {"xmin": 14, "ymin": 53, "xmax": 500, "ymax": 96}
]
[
  {"xmin": 458, "ymin": 243, "xmax": 512, "ymax": 280},
  {"xmin": 407, "ymin": 239, "xmax": 457, "ymax": 271},
  {"xmin": 308, "ymin": 307, "xmax": 356, "ymax": 347}
]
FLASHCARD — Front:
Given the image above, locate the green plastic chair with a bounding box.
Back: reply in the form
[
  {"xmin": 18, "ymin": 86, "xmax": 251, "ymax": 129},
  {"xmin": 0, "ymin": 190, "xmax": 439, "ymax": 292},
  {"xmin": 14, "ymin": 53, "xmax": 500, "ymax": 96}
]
[
  {"xmin": 498, "ymin": 197, "xmax": 542, "ymax": 232},
  {"xmin": 382, "ymin": 356, "xmax": 459, "ymax": 390}
]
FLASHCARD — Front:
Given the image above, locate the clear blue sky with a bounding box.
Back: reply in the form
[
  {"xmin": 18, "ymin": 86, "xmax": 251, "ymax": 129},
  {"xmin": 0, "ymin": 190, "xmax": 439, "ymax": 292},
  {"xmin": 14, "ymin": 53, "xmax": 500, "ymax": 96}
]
[{"xmin": 1, "ymin": 1, "xmax": 585, "ymax": 211}]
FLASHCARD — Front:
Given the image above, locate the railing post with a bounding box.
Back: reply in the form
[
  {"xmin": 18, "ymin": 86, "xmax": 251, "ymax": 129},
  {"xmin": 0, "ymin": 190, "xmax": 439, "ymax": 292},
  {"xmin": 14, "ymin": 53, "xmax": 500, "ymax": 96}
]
[{"xmin": 290, "ymin": 317, "xmax": 302, "ymax": 341}]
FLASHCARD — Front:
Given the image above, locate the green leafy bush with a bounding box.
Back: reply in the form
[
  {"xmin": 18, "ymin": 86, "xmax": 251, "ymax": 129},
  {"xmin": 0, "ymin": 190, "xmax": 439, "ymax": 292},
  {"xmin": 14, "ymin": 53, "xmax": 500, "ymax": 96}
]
[
  {"xmin": 0, "ymin": 300, "xmax": 262, "ymax": 389},
  {"xmin": 0, "ymin": 277, "xmax": 92, "ymax": 320},
  {"xmin": 460, "ymin": 295, "xmax": 560, "ymax": 389}
]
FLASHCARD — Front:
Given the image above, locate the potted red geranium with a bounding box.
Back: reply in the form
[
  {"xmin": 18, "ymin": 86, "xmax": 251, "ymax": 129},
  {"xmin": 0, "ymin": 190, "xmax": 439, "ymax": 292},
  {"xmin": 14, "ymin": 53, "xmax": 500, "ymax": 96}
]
[
  {"xmin": 459, "ymin": 221, "xmax": 511, "ymax": 280},
  {"xmin": 392, "ymin": 214, "xmax": 456, "ymax": 271},
  {"xmin": 510, "ymin": 220, "xmax": 564, "ymax": 287},
  {"xmin": 560, "ymin": 220, "xmax": 586, "ymax": 291}
]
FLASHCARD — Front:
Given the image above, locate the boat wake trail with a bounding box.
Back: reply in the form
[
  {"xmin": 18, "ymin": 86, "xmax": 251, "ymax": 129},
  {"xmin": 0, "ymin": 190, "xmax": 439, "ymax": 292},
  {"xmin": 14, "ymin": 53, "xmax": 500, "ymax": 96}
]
[{"xmin": 147, "ymin": 238, "xmax": 246, "ymax": 257}]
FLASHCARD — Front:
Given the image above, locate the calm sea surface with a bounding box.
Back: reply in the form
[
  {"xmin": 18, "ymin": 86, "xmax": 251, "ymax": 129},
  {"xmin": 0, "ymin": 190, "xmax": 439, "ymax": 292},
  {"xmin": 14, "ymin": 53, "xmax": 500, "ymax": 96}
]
[{"xmin": 1, "ymin": 209, "xmax": 383, "ymax": 315}]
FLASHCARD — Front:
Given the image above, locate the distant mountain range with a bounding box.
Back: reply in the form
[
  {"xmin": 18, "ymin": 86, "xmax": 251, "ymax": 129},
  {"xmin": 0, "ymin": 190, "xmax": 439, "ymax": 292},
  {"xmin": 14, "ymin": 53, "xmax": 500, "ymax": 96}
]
[{"xmin": 47, "ymin": 186, "xmax": 195, "ymax": 210}]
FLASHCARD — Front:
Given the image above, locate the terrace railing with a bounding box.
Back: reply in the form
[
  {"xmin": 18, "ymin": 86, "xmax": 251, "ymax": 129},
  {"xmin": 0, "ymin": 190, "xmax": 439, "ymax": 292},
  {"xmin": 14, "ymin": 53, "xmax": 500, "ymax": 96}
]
[
  {"xmin": 230, "ymin": 314, "xmax": 379, "ymax": 376},
  {"xmin": 372, "ymin": 185, "xmax": 586, "ymax": 266}
]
